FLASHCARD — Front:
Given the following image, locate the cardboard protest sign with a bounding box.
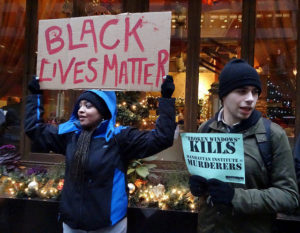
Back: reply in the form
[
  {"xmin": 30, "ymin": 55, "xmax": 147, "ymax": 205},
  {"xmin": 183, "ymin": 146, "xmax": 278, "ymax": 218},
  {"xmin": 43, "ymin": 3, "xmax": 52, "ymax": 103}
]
[
  {"xmin": 181, "ymin": 133, "xmax": 245, "ymax": 184},
  {"xmin": 36, "ymin": 12, "xmax": 171, "ymax": 91}
]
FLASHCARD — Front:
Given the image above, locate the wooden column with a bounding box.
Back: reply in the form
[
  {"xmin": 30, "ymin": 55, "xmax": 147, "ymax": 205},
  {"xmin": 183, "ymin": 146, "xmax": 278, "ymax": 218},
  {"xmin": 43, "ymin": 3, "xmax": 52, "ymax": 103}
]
[
  {"xmin": 66, "ymin": 0, "xmax": 82, "ymax": 113},
  {"xmin": 72, "ymin": 0, "xmax": 80, "ymax": 16},
  {"xmin": 241, "ymin": 0, "xmax": 256, "ymax": 65},
  {"xmin": 295, "ymin": 0, "xmax": 300, "ymax": 140},
  {"xmin": 123, "ymin": 0, "xmax": 149, "ymax": 13},
  {"xmin": 72, "ymin": 0, "xmax": 86, "ymax": 17},
  {"xmin": 21, "ymin": 0, "xmax": 38, "ymax": 159},
  {"xmin": 184, "ymin": 0, "xmax": 202, "ymax": 132}
]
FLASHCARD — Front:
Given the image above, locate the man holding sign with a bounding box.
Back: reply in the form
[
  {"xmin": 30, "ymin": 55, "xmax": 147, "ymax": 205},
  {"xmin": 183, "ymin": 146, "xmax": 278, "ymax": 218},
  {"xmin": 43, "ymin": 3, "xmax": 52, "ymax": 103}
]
[{"xmin": 188, "ymin": 59, "xmax": 298, "ymax": 233}]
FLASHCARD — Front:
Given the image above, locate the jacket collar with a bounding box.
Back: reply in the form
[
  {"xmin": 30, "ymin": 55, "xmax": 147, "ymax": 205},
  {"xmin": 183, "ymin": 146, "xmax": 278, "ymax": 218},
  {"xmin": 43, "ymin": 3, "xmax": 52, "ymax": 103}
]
[
  {"xmin": 72, "ymin": 119, "xmax": 111, "ymax": 137},
  {"xmin": 210, "ymin": 109, "xmax": 263, "ymax": 136}
]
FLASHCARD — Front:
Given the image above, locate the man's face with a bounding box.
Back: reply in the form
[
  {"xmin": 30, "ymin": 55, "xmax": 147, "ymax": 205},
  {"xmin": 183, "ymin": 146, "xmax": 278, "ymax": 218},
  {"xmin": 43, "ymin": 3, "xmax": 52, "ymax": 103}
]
[{"xmin": 222, "ymin": 86, "xmax": 259, "ymax": 125}]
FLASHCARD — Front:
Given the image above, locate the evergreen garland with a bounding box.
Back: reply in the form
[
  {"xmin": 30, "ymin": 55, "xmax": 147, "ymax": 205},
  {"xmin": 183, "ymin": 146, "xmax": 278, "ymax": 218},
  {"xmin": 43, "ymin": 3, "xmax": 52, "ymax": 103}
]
[{"xmin": 116, "ymin": 92, "xmax": 149, "ymax": 127}]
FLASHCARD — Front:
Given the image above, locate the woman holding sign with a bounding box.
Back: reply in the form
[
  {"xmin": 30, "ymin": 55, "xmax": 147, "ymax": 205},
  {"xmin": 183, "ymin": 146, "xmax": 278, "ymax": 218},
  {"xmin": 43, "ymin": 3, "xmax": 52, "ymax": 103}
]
[
  {"xmin": 189, "ymin": 59, "xmax": 298, "ymax": 233},
  {"xmin": 25, "ymin": 75, "xmax": 175, "ymax": 233}
]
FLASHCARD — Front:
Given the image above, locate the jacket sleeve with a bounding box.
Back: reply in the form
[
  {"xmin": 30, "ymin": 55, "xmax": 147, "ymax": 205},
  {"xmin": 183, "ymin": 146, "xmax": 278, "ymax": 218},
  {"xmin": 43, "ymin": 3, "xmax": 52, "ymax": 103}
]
[
  {"xmin": 25, "ymin": 94, "xmax": 66, "ymax": 154},
  {"xmin": 115, "ymin": 98, "xmax": 176, "ymax": 160},
  {"xmin": 232, "ymin": 123, "xmax": 299, "ymax": 214},
  {"xmin": 294, "ymin": 135, "xmax": 300, "ymax": 187}
]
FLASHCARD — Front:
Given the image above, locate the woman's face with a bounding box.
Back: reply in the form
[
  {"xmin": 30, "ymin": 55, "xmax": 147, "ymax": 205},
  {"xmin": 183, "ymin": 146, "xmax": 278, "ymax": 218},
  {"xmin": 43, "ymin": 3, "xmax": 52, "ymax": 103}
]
[{"xmin": 77, "ymin": 100, "xmax": 102, "ymax": 129}]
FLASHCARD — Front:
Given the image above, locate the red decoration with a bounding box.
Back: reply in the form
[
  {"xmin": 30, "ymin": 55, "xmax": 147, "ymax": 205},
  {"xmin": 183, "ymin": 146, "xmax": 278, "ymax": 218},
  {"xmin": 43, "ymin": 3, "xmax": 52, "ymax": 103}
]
[
  {"xmin": 134, "ymin": 179, "xmax": 147, "ymax": 188},
  {"xmin": 57, "ymin": 179, "xmax": 64, "ymax": 191},
  {"xmin": 202, "ymin": 0, "xmax": 218, "ymax": 5}
]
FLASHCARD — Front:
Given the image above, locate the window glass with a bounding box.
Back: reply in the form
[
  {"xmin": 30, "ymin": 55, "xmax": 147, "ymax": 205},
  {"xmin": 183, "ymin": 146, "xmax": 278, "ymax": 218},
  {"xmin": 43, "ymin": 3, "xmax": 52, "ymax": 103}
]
[
  {"xmin": 148, "ymin": 0, "xmax": 187, "ymax": 161},
  {"xmin": 33, "ymin": 0, "xmax": 122, "ymax": 153},
  {"xmin": 79, "ymin": 1, "xmax": 133, "ymax": 131},
  {"xmin": 255, "ymin": 0, "xmax": 297, "ymax": 137},
  {"xmin": 199, "ymin": 0, "xmax": 242, "ymax": 123},
  {"xmin": 30, "ymin": 0, "xmax": 74, "ymax": 152},
  {"xmin": 149, "ymin": 0, "xmax": 187, "ymax": 131},
  {"xmin": 0, "ymin": 0, "xmax": 26, "ymax": 150}
]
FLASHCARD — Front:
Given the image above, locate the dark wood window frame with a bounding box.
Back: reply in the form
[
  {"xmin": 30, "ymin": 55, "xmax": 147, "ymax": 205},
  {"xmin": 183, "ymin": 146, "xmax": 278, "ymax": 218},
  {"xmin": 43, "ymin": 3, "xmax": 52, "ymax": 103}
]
[{"xmin": 296, "ymin": 0, "xmax": 300, "ymax": 138}]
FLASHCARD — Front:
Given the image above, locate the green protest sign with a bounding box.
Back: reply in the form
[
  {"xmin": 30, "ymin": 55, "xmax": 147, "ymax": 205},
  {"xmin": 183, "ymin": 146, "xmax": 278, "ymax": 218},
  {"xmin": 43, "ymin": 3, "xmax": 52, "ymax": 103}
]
[{"xmin": 181, "ymin": 133, "xmax": 245, "ymax": 184}]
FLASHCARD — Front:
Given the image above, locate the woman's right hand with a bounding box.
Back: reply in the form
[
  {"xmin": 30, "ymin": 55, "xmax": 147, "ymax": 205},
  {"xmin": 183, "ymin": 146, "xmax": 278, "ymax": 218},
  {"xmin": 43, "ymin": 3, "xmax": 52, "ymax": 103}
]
[{"xmin": 28, "ymin": 76, "xmax": 42, "ymax": 94}]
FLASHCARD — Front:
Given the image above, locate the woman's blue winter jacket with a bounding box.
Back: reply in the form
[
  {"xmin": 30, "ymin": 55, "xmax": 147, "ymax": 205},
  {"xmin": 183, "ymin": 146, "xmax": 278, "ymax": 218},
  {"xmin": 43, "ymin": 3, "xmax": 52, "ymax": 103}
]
[{"xmin": 25, "ymin": 90, "xmax": 176, "ymax": 231}]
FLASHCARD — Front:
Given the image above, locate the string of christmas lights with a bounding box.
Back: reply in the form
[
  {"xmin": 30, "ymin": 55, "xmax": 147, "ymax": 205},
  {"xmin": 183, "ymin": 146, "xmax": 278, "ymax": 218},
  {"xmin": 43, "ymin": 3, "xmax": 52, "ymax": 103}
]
[
  {"xmin": 0, "ymin": 165, "xmax": 197, "ymax": 212},
  {"xmin": 266, "ymin": 80, "xmax": 294, "ymax": 121}
]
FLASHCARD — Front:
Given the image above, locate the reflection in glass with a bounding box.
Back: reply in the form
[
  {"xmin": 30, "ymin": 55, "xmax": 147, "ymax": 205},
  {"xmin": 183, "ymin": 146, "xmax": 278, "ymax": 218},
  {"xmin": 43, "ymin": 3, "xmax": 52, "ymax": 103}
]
[
  {"xmin": 35, "ymin": 0, "xmax": 123, "ymax": 151},
  {"xmin": 150, "ymin": 0, "xmax": 188, "ymax": 129},
  {"xmin": 200, "ymin": 0, "xmax": 242, "ymax": 123},
  {"xmin": 37, "ymin": 0, "xmax": 74, "ymax": 125},
  {"xmin": 255, "ymin": 0, "xmax": 297, "ymax": 136},
  {"xmin": 0, "ymin": 0, "xmax": 26, "ymax": 149}
]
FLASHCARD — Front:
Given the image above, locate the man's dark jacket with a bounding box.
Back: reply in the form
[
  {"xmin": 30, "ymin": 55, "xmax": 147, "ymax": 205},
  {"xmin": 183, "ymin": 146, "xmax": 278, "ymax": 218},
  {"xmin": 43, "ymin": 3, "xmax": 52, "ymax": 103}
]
[{"xmin": 197, "ymin": 110, "xmax": 298, "ymax": 233}]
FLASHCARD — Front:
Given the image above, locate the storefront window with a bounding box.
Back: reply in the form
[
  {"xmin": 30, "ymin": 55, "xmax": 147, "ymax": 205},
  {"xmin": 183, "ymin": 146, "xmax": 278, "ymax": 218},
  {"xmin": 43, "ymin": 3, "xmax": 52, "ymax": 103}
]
[
  {"xmin": 29, "ymin": 0, "xmax": 74, "ymax": 152},
  {"xmin": 0, "ymin": 0, "xmax": 26, "ymax": 150},
  {"xmin": 148, "ymin": 0, "xmax": 187, "ymax": 161},
  {"xmin": 255, "ymin": 0, "xmax": 297, "ymax": 137},
  {"xmin": 2, "ymin": 0, "xmax": 300, "ymax": 225},
  {"xmin": 33, "ymin": 0, "xmax": 122, "ymax": 153},
  {"xmin": 199, "ymin": 0, "xmax": 242, "ymax": 123},
  {"xmin": 34, "ymin": 0, "xmax": 186, "ymax": 155},
  {"xmin": 150, "ymin": 0, "xmax": 187, "ymax": 126}
]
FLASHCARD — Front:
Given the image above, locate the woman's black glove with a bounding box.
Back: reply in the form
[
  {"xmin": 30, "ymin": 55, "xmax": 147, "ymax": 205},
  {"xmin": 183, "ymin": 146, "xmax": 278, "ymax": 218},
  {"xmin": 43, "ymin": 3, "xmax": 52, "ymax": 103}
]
[
  {"xmin": 28, "ymin": 76, "xmax": 42, "ymax": 94},
  {"xmin": 161, "ymin": 75, "xmax": 175, "ymax": 98},
  {"xmin": 189, "ymin": 175, "xmax": 208, "ymax": 197},
  {"xmin": 208, "ymin": 179, "xmax": 234, "ymax": 205}
]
